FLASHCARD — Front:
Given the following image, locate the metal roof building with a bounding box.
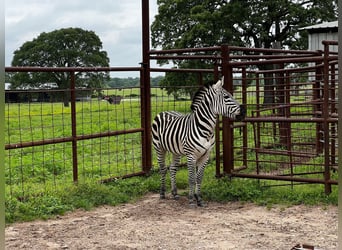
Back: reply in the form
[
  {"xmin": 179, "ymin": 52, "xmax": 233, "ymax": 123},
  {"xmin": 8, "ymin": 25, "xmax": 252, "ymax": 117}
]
[{"xmin": 301, "ymin": 20, "xmax": 338, "ymax": 52}]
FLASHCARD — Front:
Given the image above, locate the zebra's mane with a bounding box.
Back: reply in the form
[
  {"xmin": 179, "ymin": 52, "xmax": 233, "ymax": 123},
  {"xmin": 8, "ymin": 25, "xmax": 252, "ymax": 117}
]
[{"xmin": 190, "ymin": 81, "xmax": 215, "ymax": 111}]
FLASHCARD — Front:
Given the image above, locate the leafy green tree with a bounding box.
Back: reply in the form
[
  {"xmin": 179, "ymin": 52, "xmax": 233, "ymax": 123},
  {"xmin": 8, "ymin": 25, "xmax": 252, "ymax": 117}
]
[
  {"xmin": 11, "ymin": 27, "xmax": 110, "ymax": 106},
  {"xmin": 159, "ymin": 61, "xmax": 214, "ymax": 99},
  {"xmin": 151, "ymin": 0, "xmax": 338, "ymax": 101}
]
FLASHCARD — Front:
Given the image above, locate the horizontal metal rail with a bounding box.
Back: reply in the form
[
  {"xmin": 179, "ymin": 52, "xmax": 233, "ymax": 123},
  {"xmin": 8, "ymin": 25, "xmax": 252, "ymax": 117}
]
[
  {"xmin": 231, "ymin": 172, "xmax": 338, "ymax": 185},
  {"xmin": 5, "ymin": 128, "xmax": 144, "ymax": 150},
  {"xmin": 246, "ymin": 117, "xmax": 338, "ymax": 123},
  {"xmin": 5, "ymin": 66, "xmax": 141, "ymax": 72}
]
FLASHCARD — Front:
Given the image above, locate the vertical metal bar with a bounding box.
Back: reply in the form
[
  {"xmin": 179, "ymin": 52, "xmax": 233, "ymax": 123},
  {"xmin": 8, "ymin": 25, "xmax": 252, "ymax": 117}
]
[
  {"xmin": 322, "ymin": 42, "xmax": 331, "ymax": 194},
  {"xmin": 285, "ymin": 71, "xmax": 293, "ymax": 187},
  {"xmin": 314, "ymin": 63, "xmax": 323, "ymax": 154},
  {"xmin": 213, "ymin": 64, "xmax": 221, "ymax": 177},
  {"xmin": 0, "ymin": 31, "xmax": 5, "ymax": 244},
  {"xmin": 276, "ymin": 63, "xmax": 287, "ymax": 147},
  {"xmin": 70, "ymin": 71, "xmax": 78, "ymax": 183},
  {"xmin": 337, "ymin": 11, "xmax": 342, "ymax": 249},
  {"xmin": 198, "ymin": 72, "xmax": 203, "ymax": 86},
  {"xmin": 255, "ymin": 72, "xmax": 261, "ymax": 174},
  {"xmin": 221, "ymin": 44, "xmax": 234, "ymax": 175},
  {"xmin": 141, "ymin": 0, "xmax": 152, "ymax": 173},
  {"xmin": 241, "ymin": 67, "xmax": 247, "ymax": 168},
  {"xmin": 330, "ymin": 63, "xmax": 336, "ymax": 166}
]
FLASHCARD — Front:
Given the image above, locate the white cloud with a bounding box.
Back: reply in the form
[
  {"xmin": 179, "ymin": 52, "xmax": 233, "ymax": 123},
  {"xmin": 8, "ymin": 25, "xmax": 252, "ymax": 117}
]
[{"xmin": 5, "ymin": 0, "xmax": 159, "ymax": 77}]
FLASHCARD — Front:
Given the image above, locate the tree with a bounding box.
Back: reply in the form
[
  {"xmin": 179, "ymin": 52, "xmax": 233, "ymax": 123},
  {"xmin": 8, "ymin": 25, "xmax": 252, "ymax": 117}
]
[
  {"xmin": 159, "ymin": 61, "xmax": 214, "ymax": 99},
  {"xmin": 151, "ymin": 0, "xmax": 338, "ymax": 101},
  {"xmin": 11, "ymin": 27, "xmax": 110, "ymax": 106}
]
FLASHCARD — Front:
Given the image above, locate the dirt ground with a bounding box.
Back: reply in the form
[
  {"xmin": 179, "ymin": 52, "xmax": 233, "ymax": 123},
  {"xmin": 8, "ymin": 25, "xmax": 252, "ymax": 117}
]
[{"xmin": 5, "ymin": 193, "xmax": 337, "ymax": 250}]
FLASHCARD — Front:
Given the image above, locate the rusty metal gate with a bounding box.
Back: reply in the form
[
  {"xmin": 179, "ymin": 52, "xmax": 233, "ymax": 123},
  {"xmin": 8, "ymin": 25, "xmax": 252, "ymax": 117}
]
[
  {"xmin": 226, "ymin": 41, "xmax": 338, "ymax": 194},
  {"xmin": 149, "ymin": 41, "xmax": 338, "ymax": 193}
]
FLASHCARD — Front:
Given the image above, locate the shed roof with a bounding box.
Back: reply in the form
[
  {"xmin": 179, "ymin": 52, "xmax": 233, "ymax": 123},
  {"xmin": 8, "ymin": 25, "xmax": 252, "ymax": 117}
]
[{"xmin": 300, "ymin": 21, "xmax": 338, "ymax": 33}]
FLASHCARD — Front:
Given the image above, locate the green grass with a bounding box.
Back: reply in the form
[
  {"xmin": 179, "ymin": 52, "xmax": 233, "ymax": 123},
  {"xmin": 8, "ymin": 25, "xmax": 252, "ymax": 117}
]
[
  {"xmin": 5, "ymin": 163, "xmax": 338, "ymax": 224},
  {"xmin": 5, "ymin": 87, "xmax": 194, "ymax": 224}
]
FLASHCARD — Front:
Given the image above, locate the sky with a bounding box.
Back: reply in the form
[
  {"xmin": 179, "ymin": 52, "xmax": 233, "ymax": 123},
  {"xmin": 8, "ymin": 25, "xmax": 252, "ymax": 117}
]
[{"xmin": 5, "ymin": 0, "xmax": 160, "ymax": 77}]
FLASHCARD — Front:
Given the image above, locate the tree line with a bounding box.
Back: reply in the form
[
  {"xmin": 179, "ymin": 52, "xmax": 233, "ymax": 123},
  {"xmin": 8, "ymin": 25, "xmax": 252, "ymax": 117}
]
[{"xmin": 106, "ymin": 76, "xmax": 164, "ymax": 88}]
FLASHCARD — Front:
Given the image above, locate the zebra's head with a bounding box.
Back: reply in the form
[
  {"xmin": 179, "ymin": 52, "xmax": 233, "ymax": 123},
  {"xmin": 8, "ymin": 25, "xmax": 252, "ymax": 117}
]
[{"xmin": 212, "ymin": 78, "xmax": 246, "ymax": 121}]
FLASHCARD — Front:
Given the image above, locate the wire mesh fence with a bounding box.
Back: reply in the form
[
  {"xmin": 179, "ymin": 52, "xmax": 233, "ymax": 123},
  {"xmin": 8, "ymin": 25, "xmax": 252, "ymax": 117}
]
[
  {"xmin": 5, "ymin": 68, "xmax": 148, "ymax": 200},
  {"xmin": 5, "ymin": 43, "xmax": 339, "ymax": 203},
  {"xmin": 5, "ymin": 70, "xmax": 209, "ymax": 201}
]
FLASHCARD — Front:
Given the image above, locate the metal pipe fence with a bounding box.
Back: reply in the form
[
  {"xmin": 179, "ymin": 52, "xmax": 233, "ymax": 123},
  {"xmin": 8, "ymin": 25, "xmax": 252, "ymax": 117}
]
[
  {"xmin": 5, "ymin": 67, "xmax": 151, "ymax": 200},
  {"xmin": 5, "ymin": 42, "xmax": 339, "ymax": 202},
  {"xmin": 149, "ymin": 42, "xmax": 338, "ymax": 193},
  {"xmin": 227, "ymin": 42, "xmax": 338, "ymax": 193}
]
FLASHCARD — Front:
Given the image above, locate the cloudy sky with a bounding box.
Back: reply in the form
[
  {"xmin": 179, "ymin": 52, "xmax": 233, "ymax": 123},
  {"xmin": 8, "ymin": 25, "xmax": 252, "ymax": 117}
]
[{"xmin": 5, "ymin": 0, "xmax": 159, "ymax": 77}]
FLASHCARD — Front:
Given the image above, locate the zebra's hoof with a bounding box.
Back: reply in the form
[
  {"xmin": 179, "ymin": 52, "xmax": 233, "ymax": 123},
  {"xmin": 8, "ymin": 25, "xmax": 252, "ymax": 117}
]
[
  {"xmin": 173, "ymin": 194, "xmax": 180, "ymax": 200},
  {"xmin": 194, "ymin": 194, "xmax": 205, "ymax": 207},
  {"xmin": 189, "ymin": 201, "xmax": 197, "ymax": 208},
  {"xmin": 197, "ymin": 201, "xmax": 206, "ymax": 207},
  {"xmin": 160, "ymin": 194, "xmax": 166, "ymax": 199}
]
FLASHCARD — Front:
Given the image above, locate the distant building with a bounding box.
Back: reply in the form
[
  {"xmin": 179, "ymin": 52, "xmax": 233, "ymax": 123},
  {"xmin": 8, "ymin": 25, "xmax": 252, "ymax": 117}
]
[
  {"xmin": 300, "ymin": 20, "xmax": 338, "ymax": 52},
  {"xmin": 300, "ymin": 21, "xmax": 338, "ymax": 83},
  {"xmin": 5, "ymin": 82, "xmax": 92, "ymax": 103}
]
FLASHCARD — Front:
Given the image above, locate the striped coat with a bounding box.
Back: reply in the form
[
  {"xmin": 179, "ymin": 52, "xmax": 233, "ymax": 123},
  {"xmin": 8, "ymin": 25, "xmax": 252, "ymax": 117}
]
[{"xmin": 152, "ymin": 78, "xmax": 245, "ymax": 206}]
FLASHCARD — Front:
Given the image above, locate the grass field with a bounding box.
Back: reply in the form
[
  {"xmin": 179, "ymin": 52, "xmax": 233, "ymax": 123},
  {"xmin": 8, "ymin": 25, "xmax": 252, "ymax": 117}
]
[{"xmin": 5, "ymin": 87, "xmax": 193, "ymax": 200}]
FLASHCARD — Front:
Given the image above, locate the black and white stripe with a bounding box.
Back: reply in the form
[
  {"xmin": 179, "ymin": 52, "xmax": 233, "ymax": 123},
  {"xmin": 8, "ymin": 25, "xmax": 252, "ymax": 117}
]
[{"xmin": 152, "ymin": 78, "xmax": 245, "ymax": 206}]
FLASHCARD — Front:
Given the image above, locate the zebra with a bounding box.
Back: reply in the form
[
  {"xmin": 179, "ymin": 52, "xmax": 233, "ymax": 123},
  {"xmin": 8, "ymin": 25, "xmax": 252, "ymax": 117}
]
[{"xmin": 152, "ymin": 77, "xmax": 246, "ymax": 206}]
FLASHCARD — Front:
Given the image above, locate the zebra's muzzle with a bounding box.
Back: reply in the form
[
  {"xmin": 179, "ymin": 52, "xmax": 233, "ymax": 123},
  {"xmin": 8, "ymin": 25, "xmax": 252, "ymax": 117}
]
[{"xmin": 235, "ymin": 105, "xmax": 246, "ymax": 121}]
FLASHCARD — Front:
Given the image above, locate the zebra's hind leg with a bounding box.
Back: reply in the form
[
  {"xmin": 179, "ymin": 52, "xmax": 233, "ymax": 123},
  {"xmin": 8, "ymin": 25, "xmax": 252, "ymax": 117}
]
[
  {"xmin": 157, "ymin": 151, "xmax": 167, "ymax": 199},
  {"xmin": 170, "ymin": 154, "xmax": 181, "ymax": 200}
]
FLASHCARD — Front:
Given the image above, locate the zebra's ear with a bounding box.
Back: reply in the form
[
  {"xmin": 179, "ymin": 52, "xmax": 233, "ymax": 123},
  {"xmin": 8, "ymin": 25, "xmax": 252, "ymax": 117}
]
[{"xmin": 213, "ymin": 77, "xmax": 224, "ymax": 90}]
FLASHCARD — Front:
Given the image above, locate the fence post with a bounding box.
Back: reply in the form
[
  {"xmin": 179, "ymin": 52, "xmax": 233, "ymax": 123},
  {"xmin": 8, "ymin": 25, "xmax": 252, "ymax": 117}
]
[
  {"xmin": 214, "ymin": 63, "xmax": 221, "ymax": 177},
  {"xmin": 70, "ymin": 71, "xmax": 78, "ymax": 183},
  {"xmin": 141, "ymin": 0, "xmax": 152, "ymax": 173},
  {"xmin": 221, "ymin": 45, "xmax": 234, "ymax": 175}
]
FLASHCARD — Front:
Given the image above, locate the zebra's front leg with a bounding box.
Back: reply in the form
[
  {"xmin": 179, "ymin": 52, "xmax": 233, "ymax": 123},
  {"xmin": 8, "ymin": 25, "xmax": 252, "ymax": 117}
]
[
  {"xmin": 186, "ymin": 156, "xmax": 197, "ymax": 206},
  {"xmin": 170, "ymin": 154, "xmax": 181, "ymax": 200},
  {"xmin": 194, "ymin": 152, "xmax": 210, "ymax": 207},
  {"xmin": 157, "ymin": 151, "xmax": 167, "ymax": 199}
]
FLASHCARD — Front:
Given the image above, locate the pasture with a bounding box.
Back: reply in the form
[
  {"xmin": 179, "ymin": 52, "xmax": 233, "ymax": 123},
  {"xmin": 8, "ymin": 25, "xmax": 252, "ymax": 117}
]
[{"xmin": 5, "ymin": 87, "xmax": 193, "ymax": 222}]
